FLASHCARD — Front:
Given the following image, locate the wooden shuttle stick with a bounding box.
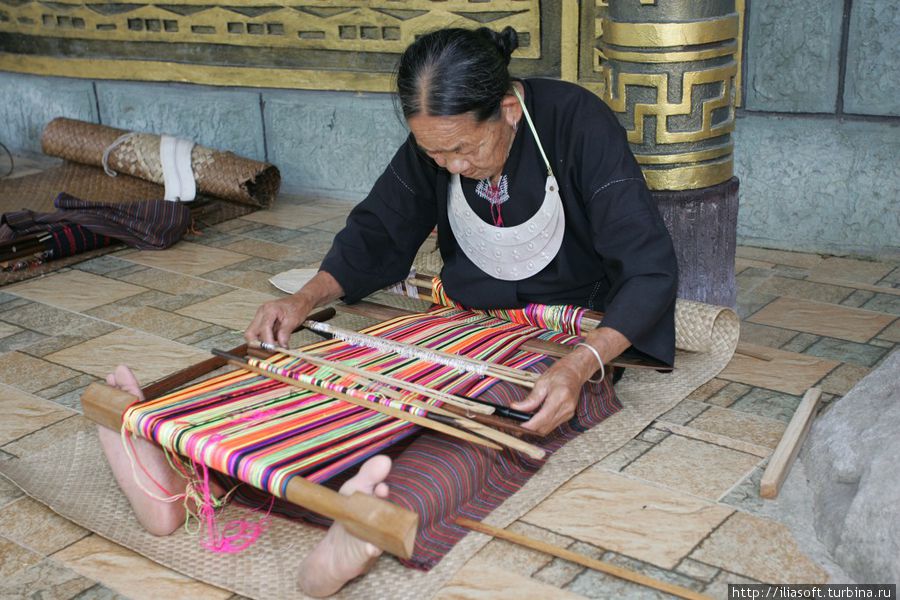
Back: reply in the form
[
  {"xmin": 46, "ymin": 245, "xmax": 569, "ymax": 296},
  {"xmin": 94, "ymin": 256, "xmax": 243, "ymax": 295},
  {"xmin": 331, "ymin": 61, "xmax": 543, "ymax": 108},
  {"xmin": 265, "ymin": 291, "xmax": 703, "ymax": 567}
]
[{"xmin": 457, "ymin": 518, "xmax": 712, "ymax": 600}]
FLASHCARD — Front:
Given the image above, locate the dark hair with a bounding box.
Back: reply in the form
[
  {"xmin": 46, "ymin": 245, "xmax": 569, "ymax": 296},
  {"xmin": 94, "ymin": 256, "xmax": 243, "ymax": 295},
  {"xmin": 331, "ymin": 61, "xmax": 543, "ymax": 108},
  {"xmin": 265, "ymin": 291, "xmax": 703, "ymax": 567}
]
[{"xmin": 396, "ymin": 26, "xmax": 519, "ymax": 122}]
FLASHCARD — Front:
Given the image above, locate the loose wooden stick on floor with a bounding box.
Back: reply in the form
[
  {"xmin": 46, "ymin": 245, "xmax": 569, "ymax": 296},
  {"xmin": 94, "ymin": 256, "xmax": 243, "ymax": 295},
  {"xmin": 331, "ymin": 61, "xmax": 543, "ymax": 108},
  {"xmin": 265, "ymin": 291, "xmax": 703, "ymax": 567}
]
[
  {"xmin": 760, "ymin": 387, "xmax": 823, "ymax": 499},
  {"xmin": 456, "ymin": 518, "xmax": 713, "ymax": 600}
]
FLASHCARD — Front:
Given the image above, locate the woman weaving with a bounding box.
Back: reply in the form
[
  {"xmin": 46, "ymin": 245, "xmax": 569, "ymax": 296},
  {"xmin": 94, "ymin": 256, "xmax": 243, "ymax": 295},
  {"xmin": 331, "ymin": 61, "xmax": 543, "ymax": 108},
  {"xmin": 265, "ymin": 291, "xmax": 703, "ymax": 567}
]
[{"xmin": 99, "ymin": 27, "xmax": 677, "ymax": 597}]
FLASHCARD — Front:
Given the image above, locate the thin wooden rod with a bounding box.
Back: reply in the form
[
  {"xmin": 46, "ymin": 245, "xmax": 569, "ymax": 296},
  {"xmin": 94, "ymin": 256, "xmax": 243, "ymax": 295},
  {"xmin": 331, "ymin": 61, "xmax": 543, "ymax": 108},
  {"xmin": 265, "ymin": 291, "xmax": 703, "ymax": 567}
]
[
  {"xmin": 240, "ymin": 351, "xmax": 546, "ymax": 460},
  {"xmin": 249, "ymin": 340, "xmax": 494, "ymax": 415},
  {"xmin": 456, "ymin": 518, "xmax": 712, "ymax": 600},
  {"xmin": 81, "ymin": 382, "xmax": 418, "ymax": 559},
  {"xmin": 302, "ymin": 319, "xmax": 538, "ymax": 389},
  {"xmin": 222, "ymin": 354, "xmax": 504, "ymax": 453}
]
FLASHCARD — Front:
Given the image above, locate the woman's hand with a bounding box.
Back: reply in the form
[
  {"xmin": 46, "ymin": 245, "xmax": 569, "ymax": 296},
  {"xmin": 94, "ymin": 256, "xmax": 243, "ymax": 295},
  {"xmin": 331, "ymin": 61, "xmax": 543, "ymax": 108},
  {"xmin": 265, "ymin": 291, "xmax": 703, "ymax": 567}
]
[
  {"xmin": 244, "ymin": 294, "xmax": 313, "ymax": 347},
  {"xmin": 244, "ymin": 271, "xmax": 344, "ymax": 347},
  {"xmin": 509, "ymin": 326, "xmax": 631, "ymax": 436},
  {"xmin": 510, "ymin": 360, "xmax": 586, "ymax": 436}
]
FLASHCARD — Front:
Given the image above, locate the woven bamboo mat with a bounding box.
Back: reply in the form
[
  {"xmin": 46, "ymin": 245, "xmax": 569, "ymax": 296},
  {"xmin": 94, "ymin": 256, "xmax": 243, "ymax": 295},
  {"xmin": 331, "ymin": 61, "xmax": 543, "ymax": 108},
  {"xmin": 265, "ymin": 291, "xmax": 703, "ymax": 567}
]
[{"xmin": 0, "ymin": 299, "xmax": 738, "ymax": 600}]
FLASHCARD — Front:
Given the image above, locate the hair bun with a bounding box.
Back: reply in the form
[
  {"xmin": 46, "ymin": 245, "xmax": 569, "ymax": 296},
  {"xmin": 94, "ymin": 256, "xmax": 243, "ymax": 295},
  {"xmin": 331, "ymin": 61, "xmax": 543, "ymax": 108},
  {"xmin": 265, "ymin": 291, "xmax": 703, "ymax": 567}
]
[{"xmin": 478, "ymin": 26, "xmax": 519, "ymax": 65}]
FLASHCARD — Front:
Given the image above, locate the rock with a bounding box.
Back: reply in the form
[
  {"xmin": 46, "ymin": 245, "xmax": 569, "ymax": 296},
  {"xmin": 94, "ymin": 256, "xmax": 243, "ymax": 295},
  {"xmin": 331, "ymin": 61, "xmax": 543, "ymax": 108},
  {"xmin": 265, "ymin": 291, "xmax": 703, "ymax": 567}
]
[{"xmin": 801, "ymin": 349, "xmax": 900, "ymax": 584}]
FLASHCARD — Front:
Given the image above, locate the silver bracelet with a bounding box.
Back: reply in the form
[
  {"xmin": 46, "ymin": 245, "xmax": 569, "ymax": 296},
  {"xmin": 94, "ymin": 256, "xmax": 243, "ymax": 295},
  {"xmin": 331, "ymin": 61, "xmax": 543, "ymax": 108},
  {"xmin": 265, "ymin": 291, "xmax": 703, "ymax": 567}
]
[{"xmin": 574, "ymin": 342, "xmax": 606, "ymax": 384}]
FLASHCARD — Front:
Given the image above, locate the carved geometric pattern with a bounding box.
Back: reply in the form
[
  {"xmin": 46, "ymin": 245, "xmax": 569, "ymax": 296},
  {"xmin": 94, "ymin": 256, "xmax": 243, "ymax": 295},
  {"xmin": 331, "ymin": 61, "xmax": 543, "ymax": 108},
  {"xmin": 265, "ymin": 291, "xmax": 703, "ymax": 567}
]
[
  {"xmin": 0, "ymin": 0, "xmax": 540, "ymax": 57},
  {"xmin": 605, "ymin": 64, "xmax": 737, "ymax": 145}
]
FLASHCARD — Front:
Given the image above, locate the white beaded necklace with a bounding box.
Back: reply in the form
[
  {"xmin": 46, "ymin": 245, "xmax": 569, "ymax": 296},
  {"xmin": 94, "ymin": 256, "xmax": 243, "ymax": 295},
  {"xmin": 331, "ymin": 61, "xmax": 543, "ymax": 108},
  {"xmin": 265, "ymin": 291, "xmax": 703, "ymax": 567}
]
[{"xmin": 448, "ymin": 87, "xmax": 565, "ymax": 281}]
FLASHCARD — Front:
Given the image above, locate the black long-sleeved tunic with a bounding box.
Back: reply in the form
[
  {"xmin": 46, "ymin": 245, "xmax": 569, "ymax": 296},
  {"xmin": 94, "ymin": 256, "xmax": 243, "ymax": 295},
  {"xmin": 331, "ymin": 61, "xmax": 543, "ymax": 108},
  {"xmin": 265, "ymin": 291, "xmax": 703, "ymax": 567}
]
[{"xmin": 321, "ymin": 78, "xmax": 678, "ymax": 366}]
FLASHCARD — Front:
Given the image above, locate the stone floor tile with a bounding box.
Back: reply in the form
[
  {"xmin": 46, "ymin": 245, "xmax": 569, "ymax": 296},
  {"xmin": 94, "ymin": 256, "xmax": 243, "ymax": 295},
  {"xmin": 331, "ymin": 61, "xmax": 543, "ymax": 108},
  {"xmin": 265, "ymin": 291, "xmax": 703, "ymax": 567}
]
[
  {"xmin": 525, "ymin": 469, "xmax": 733, "ymax": 569},
  {"xmin": 0, "ymin": 302, "xmax": 110, "ymax": 338},
  {"xmin": 841, "ymin": 289, "xmax": 875, "ymax": 308},
  {"xmin": 176, "ymin": 288, "xmax": 278, "ymax": 331},
  {"xmin": 780, "ymin": 332, "xmax": 820, "ymax": 353},
  {"xmin": 0, "ymin": 556, "xmax": 95, "ymax": 600},
  {"xmin": 0, "ymin": 384, "xmax": 76, "ymax": 445},
  {"xmin": 703, "ymin": 570, "xmax": 761, "ymax": 598},
  {"xmin": 818, "ymin": 363, "xmax": 871, "ymax": 396},
  {"xmin": 720, "ymin": 466, "xmax": 766, "ymax": 514},
  {"xmin": 876, "ymin": 319, "xmax": 900, "ymax": 343},
  {"xmin": 623, "ymin": 436, "xmax": 760, "ymax": 500},
  {"xmin": 595, "ymin": 439, "xmax": 654, "ymax": 472},
  {"xmin": 0, "ymin": 353, "xmax": 80, "ymax": 393},
  {"xmin": 207, "ymin": 218, "xmax": 264, "ymax": 234},
  {"xmin": 73, "ymin": 256, "xmax": 141, "ymax": 276},
  {"xmin": 221, "ymin": 238, "xmax": 307, "ymax": 261},
  {"xmin": 705, "ymin": 382, "xmax": 752, "ymax": 408},
  {"xmin": 0, "ymin": 321, "xmax": 21, "ymax": 339},
  {"xmin": 729, "ymin": 388, "xmax": 803, "ymax": 423},
  {"xmin": 0, "ymin": 329, "xmax": 48, "ymax": 353},
  {"xmin": 803, "ymin": 337, "xmax": 888, "ymax": 367},
  {"xmin": 435, "ymin": 560, "xmax": 586, "ymax": 600},
  {"xmin": 0, "ymin": 417, "xmax": 88, "ymax": 459},
  {"xmin": 239, "ymin": 224, "xmax": 306, "ymax": 245},
  {"xmin": 879, "ymin": 266, "xmax": 900, "ymax": 286},
  {"xmin": 0, "ymin": 536, "xmax": 42, "ymax": 578},
  {"xmin": 862, "ymin": 292, "xmax": 900, "ymax": 316},
  {"xmin": 748, "ymin": 297, "xmax": 894, "ymax": 343},
  {"xmin": 309, "ymin": 215, "xmax": 350, "ymax": 234},
  {"xmin": 692, "ymin": 512, "xmax": 828, "ymax": 584},
  {"xmin": 674, "ymin": 558, "xmax": 720, "ymax": 583},
  {"xmin": 71, "ymin": 583, "xmax": 130, "ymax": 599},
  {"xmin": 21, "ymin": 328, "xmax": 120, "ymax": 359},
  {"xmin": 533, "ymin": 557, "xmax": 585, "ymax": 589},
  {"xmin": 122, "ymin": 241, "xmax": 249, "ymax": 276},
  {"xmin": 51, "ymin": 536, "xmax": 232, "ymax": 600},
  {"xmin": 202, "ymin": 267, "xmax": 279, "ymax": 295},
  {"xmin": 241, "ymin": 202, "xmax": 347, "ymax": 229},
  {"xmin": 86, "ymin": 305, "xmax": 211, "ymax": 340},
  {"xmin": 472, "ymin": 521, "xmax": 574, "ymax": 577},
  {"xmin": 182, "ymin": 229, "xmax": 244, "ymax": 248},
  {"xmin": 735, "ymin": 247, "xmax": 824, "ymax": 270},
  {"xmin": 174, "ymin": 324, "xmax": 230, "ymax": 346},
  {"xmin": 639, "ymin": 427, "xmax": 670, "ymax": 444},
  {"xmin": 0, "ymin": 497, "xmax": 87, "ymax": 555},
  {"xmin": 738, "ymin": 322, "xmax": 798, "ymax": 349},
  {"xmin": 566, "ymin": 551, "xmax": 704, "ymax": 599},
  {"xmin": 5, "ymin": 271, "xmax": 145, "ymax": 313},
  {"xmin": 735, "ymin": 257, "xmax": 775, "ymax": 271},
  {"xmin": 807, "ymin": 256, "xmax": 895, "ymax": 285},
  {"xmin": 686, "ymin": 406, "xmax": 786, "ymax": 449},
  {"xmin": 735, "ymin": 291, "xmax": 778, "ymax": 320},
  {"xmin": 37, "ymin": 374, "xmax": 100, "ymax": 408},
  {"xmin": 189, "ymin": 330, "xmax": 248, "ymax": 352},
  {"xmin": 657, "ymin": 400, "xmax": 710, "ymax": 425},
  {"xmin": 117, "ymin": 268, "xmax": 233, "ymax": 298},
  {"xmin": 736, "ymin": 268, "xmax": 773, "ymax": 294},
  {"xmin": 720, "ymin": 343, "xmax": 838, "ymax": 395},
  {"xmin": 754, "ymin": 276, "xmax": 851, "ymax": 305},
  {"xmin": 0, "ymin": 474, "xmax": 24, "ymax": 508},
  {"xmin": 46, "ymin": 329, "xmax": 209, "ymax": 384},
  {"xmin": 870, "ymin": 338, "xmax": 895, "ymax": 349},
  {"xmin": 685, "ymin": 378, "xmax": 728, "ymax": 402}
]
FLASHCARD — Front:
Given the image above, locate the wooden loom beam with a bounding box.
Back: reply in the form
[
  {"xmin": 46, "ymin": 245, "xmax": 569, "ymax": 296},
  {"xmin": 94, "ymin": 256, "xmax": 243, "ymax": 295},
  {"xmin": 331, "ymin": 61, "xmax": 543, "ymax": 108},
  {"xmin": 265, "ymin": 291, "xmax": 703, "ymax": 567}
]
[{"xmin": 79, "ymin": 307, "xmax": 419, "ymax": 559}]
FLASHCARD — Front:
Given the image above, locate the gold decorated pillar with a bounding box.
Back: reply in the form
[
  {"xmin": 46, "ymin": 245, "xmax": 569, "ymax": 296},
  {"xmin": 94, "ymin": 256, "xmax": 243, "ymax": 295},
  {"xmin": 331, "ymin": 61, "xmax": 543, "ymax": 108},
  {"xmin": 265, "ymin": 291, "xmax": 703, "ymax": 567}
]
[{"xmin": 597, "ymin": 0, "xmax": 742, "ymax": 306}]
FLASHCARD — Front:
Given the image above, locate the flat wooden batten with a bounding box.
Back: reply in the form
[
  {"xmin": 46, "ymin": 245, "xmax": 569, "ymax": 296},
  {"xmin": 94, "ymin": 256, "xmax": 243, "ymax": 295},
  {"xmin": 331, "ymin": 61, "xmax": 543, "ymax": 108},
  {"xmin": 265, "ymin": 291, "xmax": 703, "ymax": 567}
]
[{"xmin": 760, "ymin": 387, "xmax": 822, "ymax": 499}]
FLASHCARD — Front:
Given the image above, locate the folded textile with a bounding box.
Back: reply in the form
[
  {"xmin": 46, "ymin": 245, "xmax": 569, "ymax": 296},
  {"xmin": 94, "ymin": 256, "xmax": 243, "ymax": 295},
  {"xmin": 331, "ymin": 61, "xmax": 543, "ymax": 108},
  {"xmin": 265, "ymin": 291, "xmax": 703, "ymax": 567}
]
[{"xmin": 1, "ymin": 192, "xmax": 191, "ymax": 250}]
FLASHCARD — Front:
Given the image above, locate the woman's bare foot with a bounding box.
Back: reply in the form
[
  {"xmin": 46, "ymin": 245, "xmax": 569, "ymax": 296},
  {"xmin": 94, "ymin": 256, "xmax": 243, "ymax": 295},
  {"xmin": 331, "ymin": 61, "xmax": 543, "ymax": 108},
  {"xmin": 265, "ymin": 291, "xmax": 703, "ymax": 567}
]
[
  {"xmin": 298, "ymin": 455, "xmax": 393, "ymax": 597},
  {"xmin": 97, "ymin": 365, "xmax": 214, "ymax": 536}
]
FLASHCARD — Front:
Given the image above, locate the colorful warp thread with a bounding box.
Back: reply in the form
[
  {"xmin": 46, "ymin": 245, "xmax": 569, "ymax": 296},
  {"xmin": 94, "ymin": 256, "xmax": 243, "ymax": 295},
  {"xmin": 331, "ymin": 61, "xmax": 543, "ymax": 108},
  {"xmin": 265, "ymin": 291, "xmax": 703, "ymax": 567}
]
[
  {"xmin": 430, "ymin": 276, "xmax": 586, "ymax": 335},
  {"xmin": 123, "ymin": 308, "xmax": 574, "ymax": 498}
]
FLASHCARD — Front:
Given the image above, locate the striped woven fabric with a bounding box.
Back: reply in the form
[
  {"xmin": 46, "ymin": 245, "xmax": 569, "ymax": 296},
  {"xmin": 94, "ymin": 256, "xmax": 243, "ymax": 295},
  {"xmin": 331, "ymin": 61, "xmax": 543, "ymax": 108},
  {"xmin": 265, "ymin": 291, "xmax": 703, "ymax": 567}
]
[
  {"xmin": 125, "ymin": 304, "xmax": 620, "ymax": 569},
  {"xmin": 125, "ymin": 306, "xmax": 579, "ymax": 491}
]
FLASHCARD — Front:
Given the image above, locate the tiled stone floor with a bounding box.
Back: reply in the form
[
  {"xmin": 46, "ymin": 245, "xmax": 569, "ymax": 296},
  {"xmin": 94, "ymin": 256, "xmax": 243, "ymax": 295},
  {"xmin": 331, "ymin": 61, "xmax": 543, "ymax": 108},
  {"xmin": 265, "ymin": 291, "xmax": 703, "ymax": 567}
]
[{"xmin": 0, "ymin": 178, "xmax": 897, "ymax": 598}]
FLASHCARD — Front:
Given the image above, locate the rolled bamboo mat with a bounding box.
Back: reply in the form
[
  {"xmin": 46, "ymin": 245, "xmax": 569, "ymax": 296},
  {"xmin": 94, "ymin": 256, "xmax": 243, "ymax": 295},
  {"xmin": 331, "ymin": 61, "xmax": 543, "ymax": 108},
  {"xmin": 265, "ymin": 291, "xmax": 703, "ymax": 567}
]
[{"xmin": 41, "ymin": 118, "xmax": 280, "ymax": 207}]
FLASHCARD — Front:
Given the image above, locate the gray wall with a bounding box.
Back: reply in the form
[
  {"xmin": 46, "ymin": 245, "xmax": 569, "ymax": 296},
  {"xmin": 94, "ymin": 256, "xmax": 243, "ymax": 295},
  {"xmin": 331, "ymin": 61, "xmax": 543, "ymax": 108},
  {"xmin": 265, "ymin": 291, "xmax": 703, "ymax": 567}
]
[
  {"xmin": 1, "ymin": 0, "xmax": 898, "ymax": 258},
  {"xmin": 737, "ymin": 0, "xmax": 899, "ymax": 259}
]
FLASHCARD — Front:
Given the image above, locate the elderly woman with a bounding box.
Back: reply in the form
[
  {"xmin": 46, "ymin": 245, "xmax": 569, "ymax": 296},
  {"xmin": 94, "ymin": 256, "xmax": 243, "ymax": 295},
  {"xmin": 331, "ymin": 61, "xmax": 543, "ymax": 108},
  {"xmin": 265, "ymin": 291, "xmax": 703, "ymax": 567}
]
[{"xmin": 101, "ymin": 26, "xmax": 676, "ymax": 598}]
